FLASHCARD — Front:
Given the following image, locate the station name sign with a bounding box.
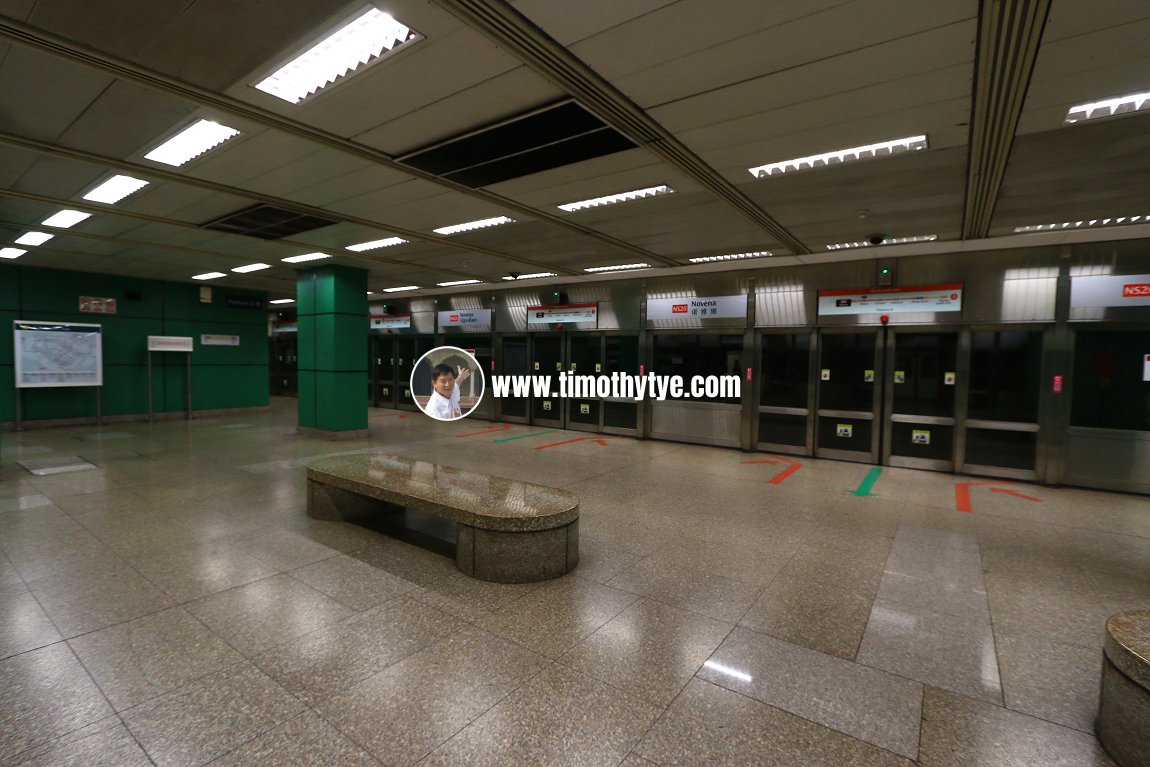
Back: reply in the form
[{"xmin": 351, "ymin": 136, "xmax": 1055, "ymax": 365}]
[
  {"xmin": 437, "ymin": 309, "xmax": 492, "ymax": 329},
  {"xmin": 647, "ymin": 294, "xmax": 745, "ymax": 320},
  {"xmin": 1071, "ymin": 274, "xmax": 1150, "ymax": 307},
  {"xmin": 818, "ymin": 283, "xmax": 963, "ymax": 316}
]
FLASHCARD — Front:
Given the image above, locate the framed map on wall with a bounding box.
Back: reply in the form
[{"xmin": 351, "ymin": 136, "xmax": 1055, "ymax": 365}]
[{"xmin": 13, "ymin": 321, "xmax": 103, "ymax": 388}]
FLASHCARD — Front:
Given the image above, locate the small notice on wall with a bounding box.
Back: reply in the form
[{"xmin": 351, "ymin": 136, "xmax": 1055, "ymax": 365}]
[
  {"xmin": 147, "ymin": 336, "xmax": 193, "ymax": 352},
  {"xmin": 1144, "ymin": 354, "xmax": 1150, "ymax": 382},
  {"xmin": 201, "ymin": 334, "xmax": 240, "ymax": 346},
  {"xmin": 79, "ymin": 296, "xmax": 117, "ymax": 314}
]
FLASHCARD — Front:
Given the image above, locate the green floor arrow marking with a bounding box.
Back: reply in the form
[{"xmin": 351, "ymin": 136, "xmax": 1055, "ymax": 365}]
[
  {"xmin": 494, "ymin": 430, "xmax": 557, "ymax": 443},
  {"xmin": 850, "ymin": 467, "xmax": 883, "ymax": 497}
]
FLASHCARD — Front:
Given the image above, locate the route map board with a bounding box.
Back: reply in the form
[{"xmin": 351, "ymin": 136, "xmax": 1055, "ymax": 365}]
[{"xmin": 13, "ymin": 321, "xmax": 103, "ymax": 388}]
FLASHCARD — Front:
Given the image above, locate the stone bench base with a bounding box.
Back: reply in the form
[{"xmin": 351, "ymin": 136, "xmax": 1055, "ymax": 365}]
[{"xmin": 1097, "ymin": 611, "xmax": 1150, "ymax": 767}]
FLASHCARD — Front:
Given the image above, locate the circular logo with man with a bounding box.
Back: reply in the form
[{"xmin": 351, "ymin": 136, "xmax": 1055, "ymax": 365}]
[{"xmin": 410, "ymin": 346, "xmax": 485, "ymax": 421}]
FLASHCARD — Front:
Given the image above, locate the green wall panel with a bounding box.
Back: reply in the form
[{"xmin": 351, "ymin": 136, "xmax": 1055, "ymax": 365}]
[
  {"xmin": 313, "ymin": 314, "xmax": 367, "ymax": 372},
  {"xmin": 19, "ymin": 268, "xmax": 164, "ymax": 318},
  {"xmin": 190, "ymin": 366, "xmax": 268, "ymax": 410},
  {"xmin": 315, "ymin": 371, "xmax": 368, "ymax": 430},
  {"xmin": 21, "ymin": 386, "xmax": 101, "ymax": 420},
  {"xmin": 296, "ymin": 315, "xmax": 316, "ymax": 370},
  {"xmin": 0, "ymin": 264, "xmax": 17, "ymax": 309},
  {"xmin": 297, "ymin": 370, "xmax": 316, "ymax": 428},
  {"xmin": 0, "ymin": 309, "xmax": 16, "ymax": 364},
  {"xmin": 161, "ymin": 282, "xmax": 267, "ymax": 322},
  {"xmin": 0, "ymin": 365, "xmax": 13, "ymax": 421}
]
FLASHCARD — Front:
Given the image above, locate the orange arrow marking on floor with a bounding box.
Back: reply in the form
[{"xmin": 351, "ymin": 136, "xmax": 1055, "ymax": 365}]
[
  {"xmin": 455, "ymin": 423, "xmax": 512, "ymax": 438},
  {"xmin": 534, "ymin": 437, "xmax": 612, "ymax": 450},
  {"xmin": 741, "ymin": 455, "xmax": 803, "ymax": 484},
  {"xmin": 955, "ymin": 481, "xmax": 1042, "ymax": 512}
]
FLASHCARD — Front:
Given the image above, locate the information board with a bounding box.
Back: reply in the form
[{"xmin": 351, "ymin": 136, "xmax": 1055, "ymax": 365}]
[
  {"xmin": 817, "ymin": 284, "xmax": 963, "ymax": 316},
  {"xmin": 14, "ymin": 321, "xmax": 103, "ymax": 388}
]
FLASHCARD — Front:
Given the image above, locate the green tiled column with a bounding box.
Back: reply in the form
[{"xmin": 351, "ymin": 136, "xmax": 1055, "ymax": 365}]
[{"xmin": 297, "ymin": 265, "xmax": 368, "ymax": 439}]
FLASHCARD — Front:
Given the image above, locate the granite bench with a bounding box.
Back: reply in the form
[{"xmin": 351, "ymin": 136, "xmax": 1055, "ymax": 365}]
[
  {"xmin": 1097, "ymin": 610, "xmax": 1150, "ymax": 767},
  {"xmin": 306, "ymin": 453, "xmax": 579, "ymax": 583}
]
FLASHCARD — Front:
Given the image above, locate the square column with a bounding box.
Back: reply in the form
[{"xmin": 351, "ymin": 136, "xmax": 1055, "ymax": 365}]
[{"xmin": 296, "ymin": 265, "xmax": 368, "ymax": 439}]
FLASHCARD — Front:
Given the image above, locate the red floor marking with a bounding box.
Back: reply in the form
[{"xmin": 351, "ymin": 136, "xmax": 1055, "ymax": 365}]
[
  {"xmin": 455, "ymin": 423, "xmax": 512, "ymax": 438},
  {"xmin": 955, "ymin": 481, "xmax": 1042, "ymax": 512},
  {"xmin": 742, "ymin": 456, "xmax": 802, "ymax": 484},
  {"xmin": 372, "ymin": 413, "xmax": 410, "ymax": 419},
  {"xmin": 534, "ymin": 437, "xmax": 611, "ymax": 450}
]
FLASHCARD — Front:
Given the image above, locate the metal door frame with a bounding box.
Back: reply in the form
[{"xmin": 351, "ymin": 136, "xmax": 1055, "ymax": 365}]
[
  {"xmin": 601, "ymin": 331, "xmax": 641, "ymax": 437},
  {"xmin": 882, "ymin": 324, "xmax": 964, "ymax": 472},
  {"xmin": 529, "ymin": 332, "xmax": 566, "ymax": 429},
  {"xmin": 369, "ymin": 334, "xmax": 398, "ymax": 409},
  {"xmin": 814, "ymin": 326, "xmax": 884, "ymax": 464},
  {"xmin": 753, "ymin": 327, "xmax": 816, "ymax": 456}
]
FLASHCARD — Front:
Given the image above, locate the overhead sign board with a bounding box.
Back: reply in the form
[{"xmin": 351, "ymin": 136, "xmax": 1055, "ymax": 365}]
[
  {"xmin": 1070, "ymin": 274, "xmax": 1150, "ymax": 307},
  {"xmin": 370, "ymin": 314, "xmax": 412, "ymax": 330},
  {"xmin": 818, "ymin": 284, "xmax": 963, "ymax": 316},
  {"xmin": 527, "ymin": 303, "xmax": 598, "ymax": 325},
  {"xmin": 647, "ymin": 295, "xmax": 746, "ymax": 320},
  {"xmin": 79, "ymin": 296, "xmax": 117, "ymax": 315},
  {"xmin": 201, "ymin": 334, "xmax": 240, "ymax": 346},
  {"xmin": 437, "ymin": 309, "xmax": 492, "ymax": 329},
  {"xmin": 147, "ymin": 335, "xmax": 193, "ymax": 352}
]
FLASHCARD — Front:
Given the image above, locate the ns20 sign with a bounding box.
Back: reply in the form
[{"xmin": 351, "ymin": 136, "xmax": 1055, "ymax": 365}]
[{"xmin": 1122, "ymin": 283, "xmax": 1150, "ymax": 297}]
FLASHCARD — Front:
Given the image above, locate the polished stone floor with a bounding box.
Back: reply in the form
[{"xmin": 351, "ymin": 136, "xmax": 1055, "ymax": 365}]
[{"xmin": 1, "ymin": 399, "xmax": 1147, "ymax": 766}]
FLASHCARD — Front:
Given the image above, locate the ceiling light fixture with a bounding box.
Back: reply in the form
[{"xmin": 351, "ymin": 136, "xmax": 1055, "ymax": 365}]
[
  {"xmin": 558, "ymin": 185, "xmax": 674, "ymax": 212},
  {"xmin": 437, "ymin": 280, "xmax": 483, "ymax": 287},
  {"xmin": 192, "ymin": 272, "xmax": 227, "ymax": 280},
  {"xmin": 144, "ymin": 119, "xmax": 241, "ymax": 166},
  {"xmin": 231, "ymin": 263, "xmax": 271, "ymax": 273},
  {"xmin": 501, "ymin": 272, "xmax": 557, "ymax": 281},
  {"xmin": 825, "ymin": 235, "xmax": 937, "ymax": 251},
  {"xmin": 254, "ymin": 8, "xmax": 422, "ymax": 104},
  {"xmin": 281, "ymin": 252, "xmax": 331, "ymax": 263},
  {"xmin": 689, "ymin": 251, "xmax": 773, "ymax": 263},
  {"xmin": 82, "ymin": 175, "xmax": 149, "ymax": 204},
  {"xmin": 14, "ymin": 231, "xmax": 53, "ymax": 246},
  {"xmin": 346, "ymin": 236, "xmax": 407, "ymax": 251},
  {"xmin": 0, "ymin": 248, "xmax": 27, "ymax": 259},
  {"xmin": 433, "ymin": 216, "xmax": 514, "ymax": 236},
  {"xmin": 1013, "ymin": 216, "xmax": 1148, "ymax": 233},
  {"xmin": 382, "ymin": 285, "xmax": 419, "ymax": 292},
  {"xmin": 269, "ymin": 298, "xmax": 295, "ymax": 304},
  {"xmin": 40, "ymin": 210, "xmax": 91, "ymax": 229},
  {"xmin": 583, "ymin": 263, "xmax": 651, "ymax": 273},
  {"xmin": 749, "ymin": 135, "xmax": 928, "ymax": 178},
  {"xmin": 1065, "ymin": 90, "xmax": 1150, "ymax": 124}
]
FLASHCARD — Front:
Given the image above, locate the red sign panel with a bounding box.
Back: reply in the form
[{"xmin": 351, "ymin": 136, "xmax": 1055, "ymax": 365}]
[
  {"xmin": 1122, "ymin": 283, "xmax": 1150, "ymax": 297},
  {"xmin": 79, "ymin": 296, "xmax": 117, "ymax": 314},
  {"xmin": 672, "ymin": 304, "xmax": 688, "ymax": 314}
]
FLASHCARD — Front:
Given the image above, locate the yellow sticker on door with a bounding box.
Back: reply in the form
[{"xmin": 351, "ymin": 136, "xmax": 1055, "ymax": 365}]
[
  {"xmin": 894, "ymin": 370, "xmax": 906, "ymax": 384},
  {"xmin": 912, "ymin": 429, "xmax": 930, "ymax": 445},
  {"xmin": 836, "ymin": 423, "xmax": 853, "ymax": 438}
]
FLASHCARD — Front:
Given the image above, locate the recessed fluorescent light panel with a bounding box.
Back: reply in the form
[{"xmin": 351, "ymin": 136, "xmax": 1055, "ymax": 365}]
[
  {"xmin": 583, "ymin": 263, "xmax": 651, "ymax": 273},
  {"xmin": 1065, "ymin": 90, "xmax": 1150, "ymax": 125},
  {"xmin": 1013, "ymin": 216, "xmax": 1148, "ymax": 233},
  {"xmin": 254, "ymin": 8, "xmax": 422, "ymax": 104},
  {"xmin": 14, "ymin": 232, "xmax": 53, "ymax": 246},
  {"xmin": 437, "ymin": 280, "xmax": 482, "ymax": 287},
  {"xmin": 382, "ymin": 285, "xmax": 419, "ymax": 292},
  {"xmin": 558, "ymin": 185, "xmax": 674, "ymax": 212},
  {"xmin": 192, "ymin": 272, "xmax": 227, "ymax": 280},
  {"xmin": 82, "ymin": 175, "xmax": 149, "ymax": 204},
  {"xmin": 825, "ymin": 235, "xmax": 937, "ymax": 251},
  {"xmin": 145, "ymin": 120, "xmax": 240, "ymax": 166},
  {"xmin": 231, "ymin": 263, "xmax": 271, "ymax": 273},
  {"xmin": 0, "ymin": 248, "xmax": 27, "ymax": 259},
  {"xmin": 501, "ymin": 272, "xmax": 557, "ymax": 281},
  {"xmin": 269, "ymin": 298, "xmax": 295, "ymax": 304},
  {"xmin": 40, "ymin": 210, "xmax": 91, "ymax": 229},
  {"xmin": 749, "ymin": 135, "xmax": 928, "ymax": 178},
  {"xmin": 346, "ymin": 236, "xmax": 407, "ymax": 251},
  {"xmin": 689, "ymin": 251, "xmax": 773, "ymax": 263},
  {"xmin": 433, "ymin": 216, "xmax": 514, "ymax": 236},
  {"xmin": 281, "ymin": 252, "xmax": 331, "ymax": 263}
]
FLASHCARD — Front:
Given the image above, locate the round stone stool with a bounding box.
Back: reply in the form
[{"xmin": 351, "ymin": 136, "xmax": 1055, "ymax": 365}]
[{"xmin": 1097, "ymin": 610, "xmax": 1150, "ymax": 767}]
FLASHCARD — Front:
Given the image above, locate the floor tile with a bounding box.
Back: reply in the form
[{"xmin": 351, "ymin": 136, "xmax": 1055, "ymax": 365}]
[
  {"xmin": 28, "ymin": 563, "xmax": 174, "ymax": 639},
  {"xmin": 121, "ymin": 662, "xmax": 304, "ymax": 767},
  {"xmin": 918, "ymin": 686, "xmax": 1114, "ymax": 766},
  {"xmin": 208, "ymin": 712, "xmax": 380, "ymax": 767},
  {"xmin": 0, "ymin": 643, "xmax": 113, "ymax": 763},
  {"xmin": 0, "ymin": 586, "xmax": 62, "ymax": 660},
  {"xmin": 0, "ymin": 495, "xmax": 54, "ymax": 513},
  {"xmin": 0, "ymin": 716, "xmax": 151, "ymax": 767},
  {"xmin": 700, "ymin": 627, "xmax": 923, "ymax": 759},
  {"xmin": 858, "ymin": 598, "xmax": 1003, "ymax": 704},
  {"xmin": 606, "ymin": 558, "xmax": 762, "ymax": 623},
  {"xmin": 419, "ymin": 664, "xmax": 662, "ymax": 767},
  {"xmin": 476, "ymin": 575, "xmax": 639, "ymax": 658},
  {"xmin": 290, "ymin": 553, "xmax": 419, "ymax": 610},
  {"xmin": 184, "ymin": 574, "xmax": 354, "ymax": 654},
  {"xmin": 561, "ymin": 598, "xmax": 733, "ymax": 706},
  {"xmin": 996, "ymin": 631, "xmax": 1104, "ymax": 733},
  {"xmin": 68, "ymin": 607, "xmax": 244, "ymax": 711},
  {"xmin": 128, "ymin": 545, "xmax": 282, "ymax": 603},
  {"xmin": 635, "ymin": 677, "xmax": 914, "ymax": 767},
  {"xmin": 315, "ymin": 626, "xmax": 549, "ymax": 766}
]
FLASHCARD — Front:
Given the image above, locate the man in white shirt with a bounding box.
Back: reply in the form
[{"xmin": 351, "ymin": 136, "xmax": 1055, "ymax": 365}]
[{"xmin": 424, "ymin": 363, "xmax": 463, "ymax": 420}]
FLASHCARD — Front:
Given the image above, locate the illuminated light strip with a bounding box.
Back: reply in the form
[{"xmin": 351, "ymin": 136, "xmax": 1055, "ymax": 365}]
[
  {"xmin": 382, "ymin": 285, "xmax": 419, "ymax": 292},
  {"xmin": 558, "ymin": 185, "xmax": 674, "ymax": 212},
  {"xmin": 281, "ymin": 252, "xmax": 331, "ymax": 263},
  {"xmin": 40, "ymin": 210, "xmax": 91, "ymax": 229},
  {"xmin": 192, "ymin": 272, "xmax": 226, "ymax": 280},
  {"xmin": 433, "ymin": 216, "xmax": 514, "ymax": 236},
  {"xmin": 825, "ymin": 235, "xmax": 937, "ymax": 251},
  {"xmin": 1013, "ymin": 215, "xmax": 1148, "ymax": 233},
  {"xmin": 689, "ymin": 251, "xmax": 772, "ymax": 263},
  {"xmin": 583, "ymin": 263, "xmax": 650, "ymax": 273},
  {"xmin": 1065, "ymin": 90, "xmax": 1150, "ymax": 124},
  {"xmin": 254, "ymin": 8, "xmax": 423, "ymax": 104},
  {"xmin": 231, "ymin": 263, "xmax": 270, "ymax": 273},
  {"xmin": 346, "ymin": 236, "xmax": 407, "ymax": 251},
  {"xmin": 501, "ymin": 272, "xmax": 557, "ymax": 280},
  {"xmin": 82, "ymin": 175, "xmax": 149, "ymax": 204},
  {"xmin": 437, "ymin": 280, "xmax": 482, "ymax": 287},
  {"xmin": 749, "ymin": 135, "xmax": 928, "ymax": 178},
  {"xmin": 15, "ymin": 231, "xmax": 53, "ymax": 246},
  {"xmin": 269, "ymin": 298, "xmax": 294, "ymax": 304},
  {"xmin": 144, "ymin": 120, "xmax": 240, "ymax": 166},
  {"xmin": 0, "ymin": 248, "xmax": 27, "ymax": 259}
]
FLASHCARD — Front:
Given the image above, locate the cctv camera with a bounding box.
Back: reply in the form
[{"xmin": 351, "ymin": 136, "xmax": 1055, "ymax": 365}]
[
  {"xmin": 868, "ymin": 234, "xmax": 886, "ymax": 246},
  {"xmin": 508, "ymin": 272, "xmax": 520, "ymax": 280}
]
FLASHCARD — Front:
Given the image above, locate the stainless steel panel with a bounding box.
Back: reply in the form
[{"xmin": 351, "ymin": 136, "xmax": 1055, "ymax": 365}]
[
  {"xmin": 650, "ymin": 401, "xmax": 741, "ymax": 447},
  {"xmin": 890, "ymin": 414, "xmax": 956, "ymax": 425},
  {"xmin": 966, "ymin": 419, "xmax": 1040, "ymax": 432},
  {"xmin": 961, "ymin": 464, "xmax": 1038, "ymax": 481},
  {"xmin": 760, "ymin": 406, "xmax": 809, "ymax": 416},
  {"xmin": 1067, "ymin": 243, "xmax": 1150, "ymax": 323},
  {"xmin": 889, "ymin": 456, "xmax": 958, "ymax": 472},
  {"xmin": 816, "ymin": 447, "xmax": 873, "ymax": 464},
  {"xmin": 817, "ymin": 409, "xmax": 874, "ymax": 420},
  {"xmin": 756, "ymin": 441, "xmax": 811, "ymax": 457},
  {"xmin": 1064, "ymin": 427, "xmax": 1150, "ymax": 495}
]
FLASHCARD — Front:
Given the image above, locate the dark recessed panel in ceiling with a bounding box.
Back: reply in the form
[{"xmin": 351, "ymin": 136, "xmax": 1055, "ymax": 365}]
[
  {"xmin": 398, "ymin": 101, "xmax": 636, "ymax": 188},
  {"xmin": 200, "ymin": 204, "xmax": 338, "ymax": 239}
]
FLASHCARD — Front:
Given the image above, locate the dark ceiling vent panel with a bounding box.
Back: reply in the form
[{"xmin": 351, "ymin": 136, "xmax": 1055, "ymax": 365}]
[
  {"xmin": 398, "ymin": 101, "xmax": 636, "ymax": 188},
  {"xmin": 201, "ymin": 204, "xmax": 339, "ymax": 240}
]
